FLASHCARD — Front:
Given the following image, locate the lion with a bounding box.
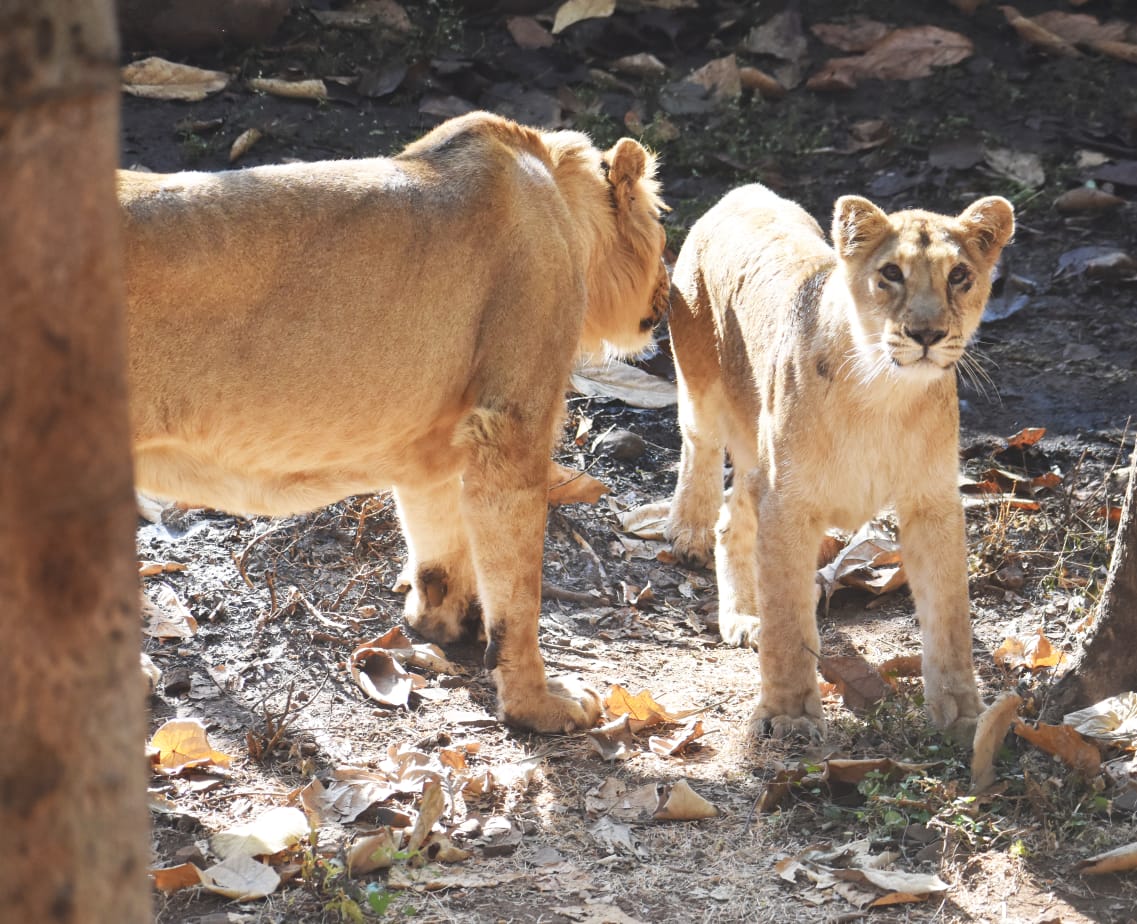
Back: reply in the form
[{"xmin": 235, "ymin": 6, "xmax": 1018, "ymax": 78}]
[
  {"xmin": 119, "ymin": 111, "xmax": 669, "ymax": 734},
  {"xmin": 665, "ymin": 183, "xmax": 1014, "ymax": 742}
]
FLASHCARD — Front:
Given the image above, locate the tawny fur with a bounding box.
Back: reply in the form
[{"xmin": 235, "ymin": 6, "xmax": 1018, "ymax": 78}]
[
  {"xmin": 120, "ymin": 111, "xmax": 668, "ymax": 734},
  {"xmin": 666, "ymin": 184, "xmax": 1014, "ymax": 742}
]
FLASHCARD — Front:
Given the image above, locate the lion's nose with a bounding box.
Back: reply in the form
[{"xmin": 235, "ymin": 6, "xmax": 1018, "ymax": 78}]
[{"xmin": 903, "ymin": 326, "xmax": 947, "ymax": 347}]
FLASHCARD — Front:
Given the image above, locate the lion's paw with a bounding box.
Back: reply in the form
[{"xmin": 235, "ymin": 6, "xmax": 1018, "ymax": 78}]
[
  {"xmin": 403, "ymin": 566, "xmax": 479, "ymax": 644},
  {"xmin": 926, "ymin": 679, "xmax": 983, "ymax": 743},
  {"xmin": 499, "ymin": 675, "xmax": 603, "ymax": 734},
  {"xmin": 666, "ymin": 521, "xmax": 715, "ymax": 568},
  {"xmin": 748, "ymin": 705, "xmax": 825, "ymax": 744},
  {"xmin": 719, "ymin": 610, "xmax": 761, "ymax": 649}
]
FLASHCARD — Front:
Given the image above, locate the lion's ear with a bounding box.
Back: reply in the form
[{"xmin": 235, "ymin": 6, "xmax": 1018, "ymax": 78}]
[
  {"xmin": 605, "ymin": 138, "xmax": 652, "ymax": 209},
  {"xmin": 958, "ymin": 196, "xmax": 1015, "ymax": 261},
  {"xmin": 832, "ymin": 195, "xmax": 891, "ymax": 259}
]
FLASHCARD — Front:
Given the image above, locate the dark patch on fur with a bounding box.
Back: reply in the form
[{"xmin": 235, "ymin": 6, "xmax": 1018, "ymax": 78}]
[
  {"xmin": 484, "ymin": 620, "xmax": 505, "ymax": 670},
  {"xmin": 790, "ymin": 264, "xmax": 834, "ymax": 343},
  {"xmin": 918, "ymin": 225, "xmax": 931, "ymax": 247},
  {"xmin": 419, "ymin": 567, "xmax": 448, "ymax": 608},
  {"xmin": 816, "ymin": 357, "xmax": 831, "ymax": 380}
]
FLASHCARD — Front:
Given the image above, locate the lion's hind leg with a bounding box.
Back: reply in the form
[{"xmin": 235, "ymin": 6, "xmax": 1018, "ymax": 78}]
[
  {"xmin": 458, "ymin": 406, "xmax": 602, "ymax": 734},
  {"xmin": 395, "ymin": 479, "xmax": 481, "ymax": 644}
]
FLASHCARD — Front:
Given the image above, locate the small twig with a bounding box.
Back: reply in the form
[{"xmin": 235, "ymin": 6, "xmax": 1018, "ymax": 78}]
[
  {"xmin": 542, "ymin": 581, "xmax": 612, "ymax": 607},
  {"xmin": 239, "ymin": 522, "xmax": 290, "ymax": 575}
]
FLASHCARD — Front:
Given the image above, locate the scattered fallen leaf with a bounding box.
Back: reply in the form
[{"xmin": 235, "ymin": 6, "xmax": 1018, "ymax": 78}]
[
  {"xmin": 652, "ymin": 779, "xmax": 718, "ymax": 820},
  {"xmin": 587, "ymin": 714, "xmax": 637, "ymax": 761},
  {"xmin": 212, "ymin": 807, "xmax": 309, "ymax": 860},
  {"xmin": 1076, "ymin": 841, "xmax": 1137, "ymax": 875},
  {"xmin": 139, "ymin": 560, "xmax": 187, "ymax": 577},
  {"xmin": 611, "ymin": 53, "xmax": 668, "ymax": 79},
  {"xmin": 835, "ymin": 867, "xmax": 950, "ymax": 905},
  {"xmin": 1014, "ymin": 719, "xmax": 1101, "ymax": 776},
  {"xmin": 197, "ymin": 854, "xmax": 280, "ymax": 901},
  {"xmin": 1064, "ymin": 692, "xmax": 1137, "ymax": 744},
  {"xmin": 738, "ymin": 66, "xmax": 786, "ymax": 99},
  {"xmin": 1055, "ymin": 187, "xmax": 1125, "ymax": 213},
  {"xmin": 407, "ymin": 780, "xmax": 446, "ymax": 853},
  {"xmin": 570, "ymin": 359, "xmax": 677, "ymax": 408},
  {"xmin": 311, "ymin": 0, "xmax": 411, "ymax": 33},
  {"xmin": 756, "ymin": 765, "xmax": 809, "ymax": 813},
  {"xmin": 248, "ymin": 77, "xmax": 327, "ymax": 100},
  {"xmin": 824, "ymin": 758, "xmax": 934, "ymax": 786},
  {"xmin": 808, "ymin": 26, "xmax": 973, "ymax": 89},
  {"xmin": 688, "ymin": 55, "xmax": 742, "ymax": 101},
  {"xmin": 423, "ymin": 832, "xmax": 472, "ymax": 864},
  {"xmin": 1055, "ymin": 246, "xmax": 1137, "ymax": 281},
  {"xmin": 819, "ymin": 654, "xmax": 890, "ymax": 714},
  {"xmin": 877, "ymin": 654, "xmax": 922, "ymax": 685},
  {"xmin": 121, "ymin": 57, "xmax": 229, "ymax": 101},
  {"xmin": 603, "ymin": 684, "xmax": 699, "ymax": 731},
  {"xmin": 350, "ymin": 645, "xmax": 415, "ymax": 707},
  {"xmin": 387, "ymin": 865, "xmax": 529, "ymax": 891},
  {"xmin": 994, "ymin": 630, "xmax": 1068, "ymax": 672},
  {"xmin": 648, "ymin": 718, "xmax": 706, "ymax": 757},
  {"xmin": 506, "ymin": 15, "xmax": 554, "ymax": 49},
  {"xmin": 347, "ymin": 828, "xmax": 401, "ymax": 874},
  {"xmin": 817, "ymin": 522, "xmax": 906, "ymax": 600},
  {"xmin": 552, "ymin": 0, "xmax": 615, "ymax": 35},
  {"xmin": 142, "ymin": 584, "xmax": 198, "ymax": 639},
  {"xmin": 615, "ymin": 501, "xmax": 671, "ymax": 540},
  {"xmin": 811, "ymin": 18, "xmax": 890, "ymax": 53},
  {"xmin": 149, "ymin": 863, "xmax": 201, "ymax": 893},
  {"xmin": 548, "ymin": 461, "xmax": 610, "ymax": 506},
  {"xmin": 1001, "ymin": 6, "xmax": 1081, "ymax": 57},
  {"xmin": 985, "ymin": 147, "xmax": 1046, "ymax": 188},
  {"xmin": 149, "ymin": 718, "xmax": 232, "ymax": 775},
  {"xmin": 229, "ymin": 128, "xmax": 263, "ymax": 163},
  {"xmin": 971, "ymin": 692, "xmax": 1023, "ymax": 792},
  {"xmin": 301, "ymin": 776, "xmax": 397, "ymax": 825}
]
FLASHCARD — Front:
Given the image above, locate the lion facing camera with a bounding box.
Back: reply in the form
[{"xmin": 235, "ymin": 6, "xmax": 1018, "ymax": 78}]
[
  {"xmin": 666, "ymin": 183, "xmax": 1014, "ymax": 742},
  {"xmin": 121, "ymin": 111, "xmax": 669, "ymax": 734}
]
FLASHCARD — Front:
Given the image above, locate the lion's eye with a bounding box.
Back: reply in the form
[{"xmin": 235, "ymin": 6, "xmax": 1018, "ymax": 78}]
[
  {"xmin": 948, "ymin": 264, "xmax": 969, "ymax": 286},
  {"xmin": 880, "ymin": 263, "xmax": 904, "ymax": 283}
]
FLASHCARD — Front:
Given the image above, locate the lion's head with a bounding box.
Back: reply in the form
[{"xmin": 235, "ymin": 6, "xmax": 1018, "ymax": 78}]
[
  {"xmin": 546, "ymin": 133, "xmax": 668, "ymax": 358},
  {"xmin": 831, "ymin": 195, "xmax": 1015, "ymax": 383}
]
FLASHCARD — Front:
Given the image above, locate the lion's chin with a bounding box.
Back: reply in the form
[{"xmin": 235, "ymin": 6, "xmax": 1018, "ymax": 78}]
[{"xmin": 891, "ymin": 355, "xmax": 955, "ymax": 382}]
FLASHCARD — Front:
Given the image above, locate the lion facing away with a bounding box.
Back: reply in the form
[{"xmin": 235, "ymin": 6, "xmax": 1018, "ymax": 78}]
[
  {"xmin": 120, "ymin": 111, "xmax": 669, "ymax": 733},
  {"xmin": 666, "ymin": 184, "xmax": 1014, "ymax": 742}
]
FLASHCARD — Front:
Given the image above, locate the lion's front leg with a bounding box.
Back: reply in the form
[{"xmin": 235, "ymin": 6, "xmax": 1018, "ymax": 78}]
[
  {"xmin": 750, "ymin": 500, "xmax": 825, "ymax": 742},
  {"xmin": 666, "ymin": 379, "xmax": 727, "ymax": 567},
  {"xmin": 460, "ymin": 409, "xmax": 601, "ymax": 734},
  {"xmin": 898, "ymin": 497, "xmax": 982, "ymax": 739},
  {"xmin": 394, "ymin": 480, "xmax": 480, "ymax": 644}
]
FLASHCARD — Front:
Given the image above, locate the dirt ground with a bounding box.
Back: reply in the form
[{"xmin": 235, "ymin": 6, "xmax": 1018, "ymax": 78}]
[{"xmin": 123, "ymin": 2, "xmax": 1137, "ymax": 922}]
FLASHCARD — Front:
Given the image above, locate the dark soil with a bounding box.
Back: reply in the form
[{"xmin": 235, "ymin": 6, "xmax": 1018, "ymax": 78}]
[{"xmin": 124, "ymin": 2, "xmax": 1137, "ymax": 922}]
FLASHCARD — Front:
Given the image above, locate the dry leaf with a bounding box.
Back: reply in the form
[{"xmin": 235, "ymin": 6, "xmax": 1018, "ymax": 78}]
[
  {"xmin": 811, "ymin": 18, "xmax": 891, "ymax": 53},
  {"xmin": 212, "ymin": 807, "xmax": 310, "ymax": 860},
  {"xmin": 300, "ymin": 776, "xmax": 398, "ymax": 825},
  {"xmin": 587, "ymin": 714, "xmax": 637, "ymax": 761},
  {"xmin": 616, "ymin": 501, "xmax": 671, "ymax": 540},
  {"xmin": 824, "ymin": 758, "xmax": 934, "ymax": 786},
  {"xmin": 548, "ymin": 461, "xmax": 610, "ymax": 506},
  {"xmin": 121, "ymin": 57, "xmax": 229, "ymax": 101},
  {"xmin": 350, "ymin": 646, "xmax": 414, "ymax": 707},
  {"xmin": 387, "ymin": 865, "xmax": 529, "ymax": 891},
  {"xmin": 248, "ymin": 78, "xmax": 327, "ymax": 100},
  {"xmin": 819, "ymin": 654, "xmax": 890, "ymax": 714},
  {"xmin": 407, "ymin": 780, "xmax": 446, "ymax": 853},
  {"xmin": 612, "ymin": 53, "xmax": 668, "ymax": 79},
  {"xmin": 877, "ymin": 654, "xmax": 922, "ymax": 685},
  {"xmin": 552, "ymin": 0, "xmax": 615, "ymax": 35},
  {"xmin": 423, "ymin": 832, "xmax": 472, "ymax": 863},
  {"xmin": 150, "ymin": 863, "xmax": 201, "ymax": 893},
  {"xmin": 808, "ymin": 26, "xmax": 973, "ymax": 89},
  {"xmin": 347, "ymin": 828, "xmax": 401, "ymax": 874},
  {"xmin": 312, "ymin": 0, "xmax": 411, "ymax": 33},
  {"xmin": 1014, "ymin": 719, "xmax": 1101, "ymax": 776},
  {"xmin": 834, "ymin": 867, "xmax": 950, "ymax": 904},
  {"xmin": 1004, "ymin": 427, "xmax": 1046, "ymax": 448},
  {"xmin": 1032, "ymin": 11, "xmax": 1126, "ymax": 47},
  {"xmin": 688, "ymin": 55, "xmax": 742, "ymax": 101},
  {"xmin": 149, "ymin": 718, "xmax": 232, "ymax": 775},
  {"xmin": 738, "ymin": 66, "xmax": 786, "ymax": 99},
  {"xmin": 756, "ymin": 765, "xmax": 809, "ymax": 813},
  {"xmin": 570, "ymin": 359, "xmax": 677, "ymax": 408},
  {"xmin": 142, "ymin": 584, "xmax": 198, "ymax": 639},
  {"xmin": 648, "ymin": 718, "xmax": 706, "ymax": 757},
  {"xmin": 1064, "ymin": 692, "xmax": 1137, "ymax": 744},
  {"xmin": 1091, "ymin": 40, "xmax": 1137, "ymax": 64},
  {"xmin": 197, "ymin": 854, "xmax": 280, "ymax": 901},
  {"xmin": 506, "ymin": 15, "xmax": 554, "ymax": 49},
  {"xmin": 993, "ymin": 630, "xmax": 1068, "ymax": 672},
  {"xmin": 985, "ymin": 147, "xmax": 1046, "ymax": 188},
  {"xmin": 229, "ymin": 128, "xmax": 263, "ymax": 163},
  {"xmin": 971, "ymin": 692, "xmax": 1022, "ymax": 792},
  {"xmin": 1076, "ymin": 841, "xmax": 1137, "ymax": 875},
  {"xmin": 138, "ymin": 560, "xmax": 187, "ymax": 577},
  {"xmin": 817, "ymin": 522, "xmax": 906, "ymax": 600},
  {"xmin": 1055, "ymin": 187, "xmax": 1125, "ymax": 213},
  {"xmin": 1000, "ymin": 6, "xmax": 1081, "ymax": 57},
  {"xmin": 652, "ymin": 779, "xmax": 719, "ymax": 820},
  {"xmin": 603, "ymin": 684, "xmax": 698, "ymax": 731}
]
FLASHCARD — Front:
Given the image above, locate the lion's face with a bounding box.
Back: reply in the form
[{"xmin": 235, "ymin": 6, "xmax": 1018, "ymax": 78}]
[
  {"xmin": 579, "ymin": 138, "xmax": 669, "ymax": 357},
  {"xmin": 832, "ymin": 196, "xmax": 1015, "ymax": 383}
]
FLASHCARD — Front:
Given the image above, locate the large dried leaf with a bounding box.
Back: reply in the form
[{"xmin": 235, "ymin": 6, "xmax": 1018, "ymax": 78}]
[
  {"xmin": 985, "ymin": 147, "xmax": 1045, "ymax": 188},
  {"xmin": 350, "ymin": 645, "xmax": 415, "ymax": 707},
  {"xmin": 817, "ymin": 522, "xmax": 906, "ymax": 600},
  {"xmin": 212, "ymin": 807, "xmax": 309, "ymax": 860},
  {"xmin": 142, "ymin": 584, "xmax": 198, "ymax": 639},
  {"xmin": 603, "ymin": 684, "xmax": 698, "ymax": 731},
  {"xmin": 615, "ymin": 501, "xmax": 671, "ymax": 540},
  {"xmin": 1014, "ymin": 720, "xmax": 1101, "ymax": 775},
  {"xmin": 652, "ymin": 779, "xmax": 719, "ymax": 821},
  {"xmin": 819, "ymin": 654, "xmax": 890, "ymax": 714},
  {"xmin": 301, "ymin": 776, "xmax": 395, "ymax": 824},
  {"xmin": 756, "ymin": 765, "xmax": 809, "ymax": 813},
  {"xmin": 548, "ymin": 461, "xmax": 610, "ymax": 506},
  {"xmin": 149, "ymin": 718, "xmax": 231, "ymax": 775},
  {"xmin": 1055, "ymin": 187, "xmax": 1125, "ymax": 214},
  {"xmin": 229, "ymin": 128, "xmax": 263, "ymax": 164},
  {"xmin": 971, "ymin": 692, "xmax": 1022, "ymax": 792},
  {"xmin": 570, "ymin": 360, "xmax": 677, "ymax": 408},
  {"xmin": 993, "ymin": 630, "xmax": 1067, "ymax": 672},
  {"xmin": 248, "ymin": 78, "xmax": 327, "ymax": 101},
  {"xmin": 347, "ymin": 829, "xmax": 400, "ymax": 874},
  {"xmin": 121, "ymin": 57, "xmax": 229, "ymax": 101},
  {"xmin": 506, "ymin": 16, "xmax": 553, "ymax": 49},
  {"xmin": 1076, "ymin": 842, "xmax": 1137, "ymax": 875},
  {"xmin": 197, "ymin": 854, "xmax": 280, "ymax": 901},
  {"xmin": 688, "ymin": 55, "xmax": 742, "ymax": 101},
  {"xmin": 834, "ymin": 867, "xmax": 950, "ymax": 905},
  {"xmin": 648, "ymin": 718, "xmax": 706, "ymax": 758},
  {"xmin": 877, "ymin": 654, "xmax": 922, "ymax": 685},
  {"xmin": 312, "ymin": 0, "xmax": 411, "ymax": 33},
  {"xmin": 1063, "ymin": 692, "xmax": 1137, "ymax": 744},
  {"xmin": 407, "ymin": 781, "xmax": 446, "ymax": 853},
  {"xmin": 587, "ymin": 714, "xmax": 637, "ymax": 761},
  {"xmin": 824, "ymin": 758, "xmax": 935, "ymax": 786},
  {"xmin": 811, "ymin": 18, "xmax": 890, "ymax": 53},
  {"xmin": 808, "ymin": 27, "xmax": 972, "ymax": 89},
  {"xmin": 149, "ymin": 863, "xmax": 201, "ymax": 893},
  {"xmin": 552, "ymin": 0, "xmax": 615, "ymax": 34}
]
